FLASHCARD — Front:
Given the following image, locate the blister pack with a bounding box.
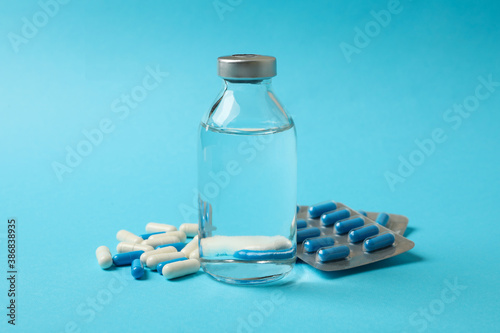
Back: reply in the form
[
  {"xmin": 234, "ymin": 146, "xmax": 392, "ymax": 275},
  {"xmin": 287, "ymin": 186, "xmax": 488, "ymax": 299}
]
[{"xmin": 296, "ymin": 201, "xmax": 414, "ymax": 271}]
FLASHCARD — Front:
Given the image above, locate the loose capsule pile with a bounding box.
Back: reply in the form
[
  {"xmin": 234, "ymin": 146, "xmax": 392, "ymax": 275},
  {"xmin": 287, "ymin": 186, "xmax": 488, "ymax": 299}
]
[
  {"xmin": 96, "ymin": 204, "xmax": 415, "ymax": 279},
  {"xmin": 296, "ymin": 201, "xmax": 415, "ymax": 271},
  {"xmin": 95, "ymin": 222, "xmax": 201, "ymax": 280}
]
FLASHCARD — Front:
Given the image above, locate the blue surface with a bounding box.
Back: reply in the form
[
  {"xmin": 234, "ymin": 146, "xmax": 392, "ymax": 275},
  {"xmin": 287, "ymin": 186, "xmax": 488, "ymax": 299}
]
[{"xmin": 1, "ymin": 0, "xmax": 499, "ymax": 332}]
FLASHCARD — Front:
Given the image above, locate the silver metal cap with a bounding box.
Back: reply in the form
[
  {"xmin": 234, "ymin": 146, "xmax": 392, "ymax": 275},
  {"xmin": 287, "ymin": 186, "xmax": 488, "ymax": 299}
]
[{"xmin": 217, "ymin": 54, "xmax": 277, "ymax": 79}]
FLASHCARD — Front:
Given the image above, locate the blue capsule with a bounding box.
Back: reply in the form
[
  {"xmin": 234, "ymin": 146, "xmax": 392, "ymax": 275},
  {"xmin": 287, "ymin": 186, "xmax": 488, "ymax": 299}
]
[
  {"xmin": 131, "ymin": 259, "xmax": 144, "ymax": 279},
  {"xmin": 157, "ymin": 242, "xmax": 186, "ymax": 251},
  {"xmin": 303, "ymin": 237, "xmax": 335, "ymax": 253},
  {"xmin": 335, "ymin": 217, "xmax": 365, "ymax": 235},
  {"xmin": 349, "ymin": 225, "xmax": 379, "ymax": 243},
  {"xmin": 376, "ymin": 212, "xmax": 390, "ymax": 227},
  {"xmin": 358, "ymin": 210, "xmax": 368, "ymax": 217},
  {"xmin": 296, "ymin": 205, "xmax": 300, "ymax": 213},
  {"xmin": 297, "ymin": 219, "xmax": 307, "ymax": 229},
  {"xmin": 233, "ymin": 247, "xmax": 296, "ymax": 260},
  {"xmin": 140, "ymin": 231, "xmax": 165, "ymax": 240},
  {"xmin": 157, "ymin": 257, "xmax": 188, "ymax": 275},
  {"xmin": 321, "ymin": 209, "xmax": 350, "ymax": 226},
  {"xmin": 112, "ymin": 251, "xmax": 144, "ymax": 266},
  {"xmin": 317, "ymin": 245, "xmax": 350, "ymax": 262},
  {"xmin": 308, "ymin": 201, "xmax": 337, "ymax": 219},
  {"xmin": 364, "ymin": 233, "xmax": 395, "ymax": 252},
  {"xmin": 297, "ymin": 227, "xmax": 321, "ymax": 243}
]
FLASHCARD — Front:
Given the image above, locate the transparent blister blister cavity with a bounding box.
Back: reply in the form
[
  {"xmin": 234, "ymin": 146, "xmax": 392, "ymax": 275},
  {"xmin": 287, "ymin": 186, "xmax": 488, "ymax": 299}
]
[
  {"xmin": 296, "ymin": 202, "xmax": 415, "ymax": 271},
  {"xmin": 360, "ymin": 210, "xmax": 409, "ymax": 236}
]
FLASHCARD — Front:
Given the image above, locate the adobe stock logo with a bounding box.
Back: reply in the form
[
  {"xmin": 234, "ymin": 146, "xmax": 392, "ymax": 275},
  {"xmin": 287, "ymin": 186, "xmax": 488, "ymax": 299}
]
[
  {"xmin": 339, "ymin": 0, "xmax": 412, "ymax": 63},
  {"xmin": 63, "ymin": 269, "xmax": 129, "ymax": 333},
  {"xmin": 212, "ymin": 0, "xmax": 243, "ymax": 21},
  {"xmin": 408, "ymin": 277, "xmax": 467, "ymax": 332},
  {"xmin": 52, "ymin": 65, "xmax": 169, "ymax": 182},
  {"xmin": 7, "ymin": 0, "xmax": 71, "ymax": 53},
  {"xmin": 236, "ymin": 290, "xmax": 286, "ymax": 333},
  {"xmin": 178, "ymin": 134, "xmax": 274, "ymax": 223},
  {"xmin": 384, "ymin": 74, "xmax": 499, "ymax": 191}
]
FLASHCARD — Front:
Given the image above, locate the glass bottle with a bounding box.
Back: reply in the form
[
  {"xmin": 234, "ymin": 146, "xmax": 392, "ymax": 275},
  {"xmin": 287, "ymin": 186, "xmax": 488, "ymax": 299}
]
[{"xmin": 197, "ymin": 54, "xmax": 297, "ymax": 284}]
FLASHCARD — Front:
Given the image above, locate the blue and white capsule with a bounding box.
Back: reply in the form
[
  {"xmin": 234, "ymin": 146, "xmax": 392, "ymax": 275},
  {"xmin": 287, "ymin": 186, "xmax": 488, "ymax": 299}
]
[
  {"xmin": 157, "ymin": 257, "xmax": 188, "ymax": 275},
  {"xmin": 149, "ymin": 230, "xmax": 187, "ymax": 243},
  {"xmin": 140, "ymin": 231, "xmax": 165, "ymax": 240},
  {"xmin": 116, "ymin": 242, "xmax": 154, "ymax": 253},
  {"xmin": 364, "ymin": 233, "xmax": 395, "ymax": 252},
  {"xmin": 116, "ymin": 230, "xmax": 143, "ymax": 244},
  {"xmin": 131, "ymin": 259, "xmax": 144, "ymax": 279},
  {"xmin": 303, "ymin": 237, "xmax": 335, "ymax": 253},
  {"xmin": 179, "ymin": 223, "xmax": 198, "ymax": 237},
  {"xmin": 141, "ymin": 235, "xmax": 181, "ymax": 248},
  {"xmin": 308, "ymin": 201, "xmax": 337, "ymax": 219},
  {"xmin": 145, "ymin": 222, "xmax": 177, "ymax": 233},
  {"xmin": 140, "ymin": 246, "xmax": 177, "ymax": 265},
  {"xmin": 158, "ymin": 242, "xmax": 186, "ymax": 251},
  {"xmin": 96, "ymin": 246, "xmax": 113, "ymax": 269},
  {"xmin": 112, "ymin": 250, "xmax": 144, "ymax": 266},
  {"xmin": 162, "ymin": 259, "xmax": 201, "ymax": 280},
  {"xmin": 146, "ymin": 251, "xmax": 186, "ymax": 270}
]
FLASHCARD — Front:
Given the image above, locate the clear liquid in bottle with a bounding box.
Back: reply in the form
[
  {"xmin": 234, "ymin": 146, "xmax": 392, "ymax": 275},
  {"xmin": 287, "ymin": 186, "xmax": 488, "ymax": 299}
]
[{"xmin": 197, "ymin": 55, "xmax": 297, "ymax": 284}]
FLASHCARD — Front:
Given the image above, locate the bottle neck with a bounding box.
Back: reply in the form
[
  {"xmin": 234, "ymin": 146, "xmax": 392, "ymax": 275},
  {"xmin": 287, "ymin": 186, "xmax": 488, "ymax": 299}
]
[
  {"xmin": 223, "ymin": 79, "xmax": 272, "ymax": 96},
  {"xmin": 203, "ymin": 77, "xmax": 291, "ymax": 131}
]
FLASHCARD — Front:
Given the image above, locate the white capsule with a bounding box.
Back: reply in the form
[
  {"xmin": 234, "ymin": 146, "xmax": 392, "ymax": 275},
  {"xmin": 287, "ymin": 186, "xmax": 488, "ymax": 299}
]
[
  {"xmin": 150, "ymin": 230, "xmax": 187, "ymax": 243},
  {"xmin": 145, "ymin": 222, "xmax": 177, "ymax": 233},
  {"xmin": 181, "ymin": 235, "xmax": 198, "ymax": 258},
  {"xmin": 116, "ymin": 242, "xmax": 154, "ymax": 253},
  {"xmin": 95, "ymin": 246, "xmax": 113, "ymax": 269},
  {"xmin": 116, "ymin": 230, "xmax": 143, "ymax": 244},
  {"xmin": 141, "ymin": 235, "xmax": 180, "ymax": 248},
  {"xmin": 162, "ymin": 258, "xmax": 200, "ymax": 279},
  {"xmin": 179, "ymin": 223, "xmax": 198, "ymax": 237},
  {"xmin": 146, "ymin": 252, "xmax": 186, "ymax": 270},
  {"xmin": 189, "ymin": 250, "xmax": 199, "ymax": 260},
  {"xmin": 140, "ymin": 246, "xmax": 177, "ymax": 265}
]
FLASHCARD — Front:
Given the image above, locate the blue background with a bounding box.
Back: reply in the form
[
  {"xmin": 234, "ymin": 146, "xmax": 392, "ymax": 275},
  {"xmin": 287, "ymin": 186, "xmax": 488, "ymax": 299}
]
[{"xmin": 1, "ymin": 0, "xmax": 499, "ymax": 332}]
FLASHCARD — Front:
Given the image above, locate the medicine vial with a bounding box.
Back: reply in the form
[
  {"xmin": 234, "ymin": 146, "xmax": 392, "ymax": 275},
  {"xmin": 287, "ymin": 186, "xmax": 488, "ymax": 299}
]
[{"xmin": 197, "ymin": 54, "xmax": 297, "ymax": 284}]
